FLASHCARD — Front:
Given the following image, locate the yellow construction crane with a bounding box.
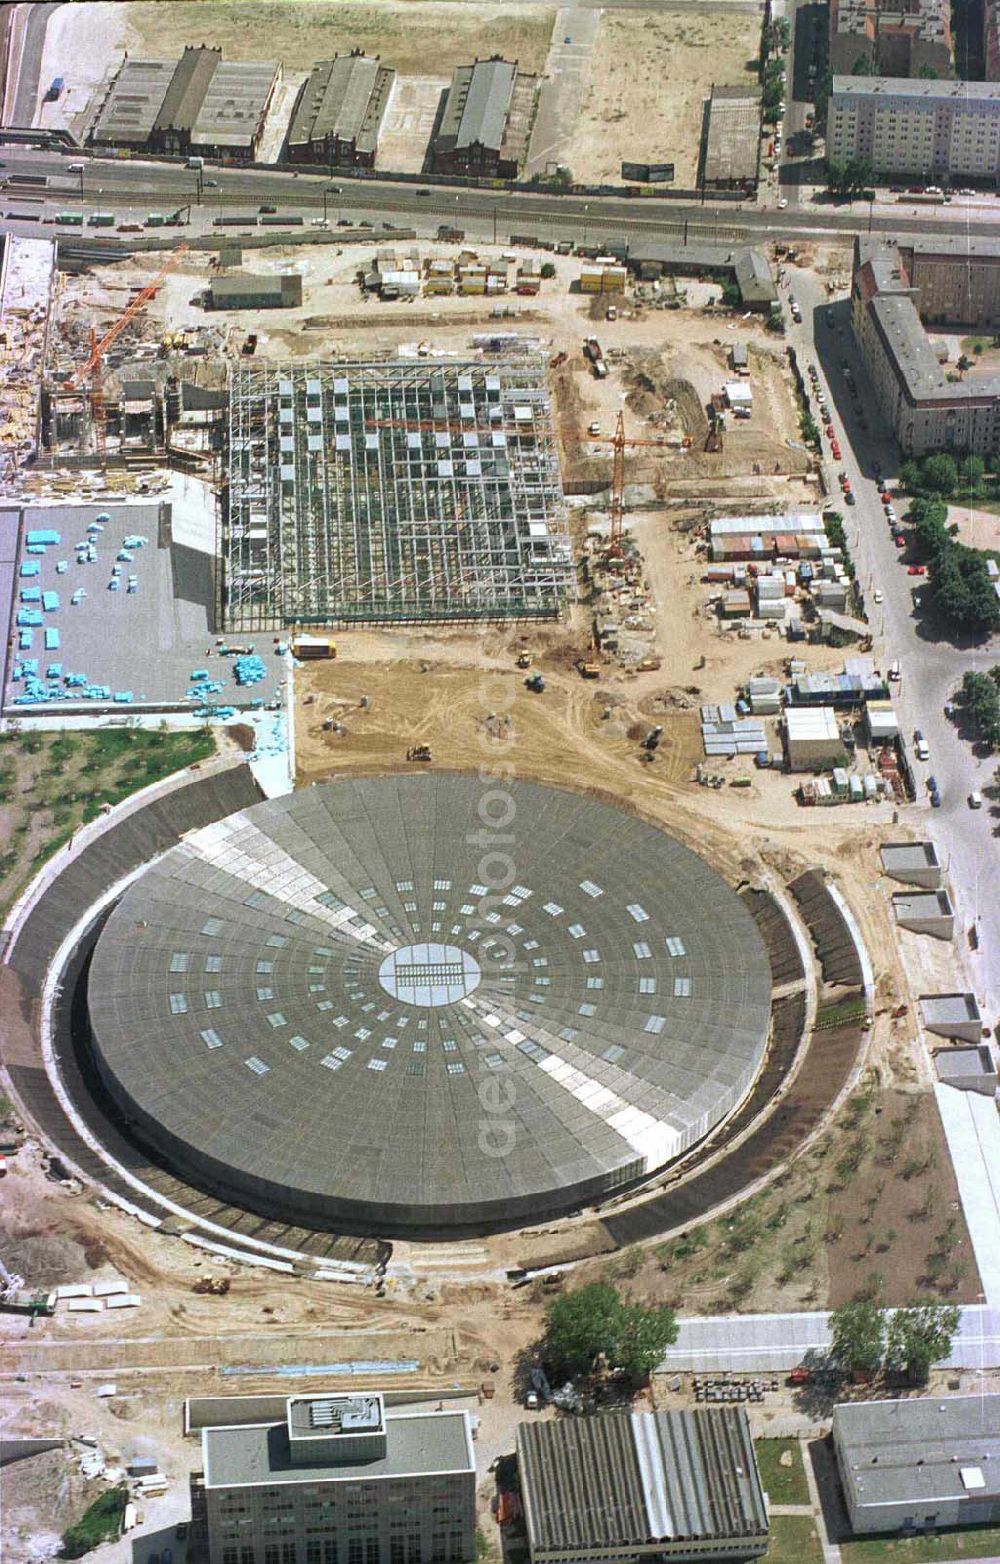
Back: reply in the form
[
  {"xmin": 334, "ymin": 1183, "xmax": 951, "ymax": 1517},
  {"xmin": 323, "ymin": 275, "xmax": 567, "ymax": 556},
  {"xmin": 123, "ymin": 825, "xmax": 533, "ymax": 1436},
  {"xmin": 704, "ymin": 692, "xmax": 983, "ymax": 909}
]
[{"xmin": 67, "ymin": 243, "xmax": 189, "ymax": 464}]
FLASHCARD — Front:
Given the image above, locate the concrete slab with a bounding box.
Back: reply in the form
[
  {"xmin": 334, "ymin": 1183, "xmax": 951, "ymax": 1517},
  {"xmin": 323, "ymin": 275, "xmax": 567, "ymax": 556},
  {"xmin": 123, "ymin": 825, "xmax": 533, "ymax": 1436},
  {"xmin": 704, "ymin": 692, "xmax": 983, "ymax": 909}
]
[{"xmin": 4, "ymin": 501, "xmax": 284, "ymax": 713}]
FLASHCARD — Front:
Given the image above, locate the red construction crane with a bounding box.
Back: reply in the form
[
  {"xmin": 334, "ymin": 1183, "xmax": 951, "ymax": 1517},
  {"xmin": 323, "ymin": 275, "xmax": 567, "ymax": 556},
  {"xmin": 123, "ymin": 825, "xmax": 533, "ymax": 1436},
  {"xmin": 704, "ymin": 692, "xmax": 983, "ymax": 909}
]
[
  {"xmin": 581, "ymin": 410, "xmax": 673, "ymax": 556},
  {"xmin": 68, "ymin": 243, "xmax": 189, "ymax": 463}
]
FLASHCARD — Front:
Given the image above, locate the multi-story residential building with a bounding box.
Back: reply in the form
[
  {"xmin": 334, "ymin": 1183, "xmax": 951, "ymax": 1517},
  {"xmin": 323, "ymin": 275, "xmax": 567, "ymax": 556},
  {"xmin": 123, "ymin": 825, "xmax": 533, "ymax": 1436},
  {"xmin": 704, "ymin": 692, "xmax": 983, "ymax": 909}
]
[
  {"xmin": 188, "ymin": 1392, "xmax": 476, "ymax": 1564},
  {"xmin": 830, "ymin": 0, "xmax": 952, "ymax": 77},
  {"xmin": 852, "ymin": 234, "xmax": 1000, "ymax": 454},
  {"xmin": 828, "ymin": 76, "xmax": 1000, "ymax": 179}
]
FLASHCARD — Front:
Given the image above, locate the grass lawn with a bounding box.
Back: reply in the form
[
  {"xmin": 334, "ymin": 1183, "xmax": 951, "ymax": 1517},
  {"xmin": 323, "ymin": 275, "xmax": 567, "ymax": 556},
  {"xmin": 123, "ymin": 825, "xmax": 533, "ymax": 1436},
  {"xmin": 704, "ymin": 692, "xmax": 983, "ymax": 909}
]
[
  {"xmin": 764, "ymin": 1514, "xmax": 824, "ymax": 1562},
  {"xmin": 0, "ymin": 727, "xmax": 215, "ymax": 916},
  {"xmin": 841, "ymin": 1526, "xmax": 1000, "ymax": 1563},
  {"xmin": 755, "ymin": 1439, "xmax": 811, "ymax": 1507}
]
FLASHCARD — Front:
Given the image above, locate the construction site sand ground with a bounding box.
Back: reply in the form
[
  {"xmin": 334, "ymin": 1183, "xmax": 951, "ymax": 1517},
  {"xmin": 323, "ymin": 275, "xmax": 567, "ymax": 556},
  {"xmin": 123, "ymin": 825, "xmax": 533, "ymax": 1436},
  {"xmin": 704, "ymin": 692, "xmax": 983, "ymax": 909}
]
[
  {"xmin": 123, "ymin": 2, "xmax": 555, "ymax": 83},
  {"xmin": 948, "ymin": 501, "xmax": 1000, "ymax": 551},
  {"xmin": 570, "ymin": 5, "xmax": 765, "ymax": 188},
  {"xmin": 2, "ymin": 256, "xmax": 993, "ymax": 1558}
]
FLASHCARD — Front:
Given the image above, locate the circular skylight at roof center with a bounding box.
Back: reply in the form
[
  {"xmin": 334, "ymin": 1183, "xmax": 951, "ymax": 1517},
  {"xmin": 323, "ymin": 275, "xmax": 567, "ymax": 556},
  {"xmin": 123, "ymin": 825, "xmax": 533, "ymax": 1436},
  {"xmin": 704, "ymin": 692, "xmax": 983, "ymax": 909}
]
[{"xmin": 378, "ymin": 943, "xmax": 481, "ymax": 1007}]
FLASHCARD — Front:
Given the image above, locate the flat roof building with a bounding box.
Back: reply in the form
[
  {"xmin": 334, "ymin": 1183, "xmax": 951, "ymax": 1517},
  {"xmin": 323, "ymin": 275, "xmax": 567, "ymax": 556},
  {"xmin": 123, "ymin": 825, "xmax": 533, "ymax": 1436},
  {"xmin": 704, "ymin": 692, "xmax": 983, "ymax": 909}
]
[
  {"xmin": 785, "ymin": 706, "xmax": 843, "ymax": 769},
  {"xmin": 829, "ymin": 76, "xmax": 1000, "ymax": 181},
  {"xmin": 286, "ymin": 51, "xmax": 396, "ymax": 167},
  {"xmin": 702, "ymin": 85, "xmax": 761, "ymax": 190},
  {"xmin": 190, "ymin": 1391, "xmax": 476, "ymax": 1564},
  {"xmin": 833, "ymin": 1394, "xmax": 1000, "ymax": 1535},
  {"xmin": 892, "ymin": 888, "xmax": 955, "ymax": 939},
  {"xmin": 207, "ymin": 273, "xmax": 303, "ymax": 311},
  {"xmin": 879, "ymin": 841, "xmax": 944, "ymax": 887},
  {"xmin": 920, "ymin": 991, "xmax": 984, "ymax": 1041},
  {"xmin": 431, "ymin": 56, "xmax": 538, "ymax": 178},
  {"xmin": 935, "ymin": 1041, "xmax": 998, "ymax": 1093},
  {"xmin": 89, "ymin": 46, "xmax": 279, "ymax": 159},
  {"xmin": 518, "ymin": 1407, "xmax": 768, "ymax": 1563}
]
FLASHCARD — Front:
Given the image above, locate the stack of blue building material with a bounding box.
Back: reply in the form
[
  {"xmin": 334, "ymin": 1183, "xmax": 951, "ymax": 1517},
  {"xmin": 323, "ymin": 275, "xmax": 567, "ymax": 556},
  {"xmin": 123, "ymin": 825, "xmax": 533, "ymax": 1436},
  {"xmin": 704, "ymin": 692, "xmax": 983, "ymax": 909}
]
[{"xmin": 234, "ymin": 655, "xmax": 267, "ymax": 687}]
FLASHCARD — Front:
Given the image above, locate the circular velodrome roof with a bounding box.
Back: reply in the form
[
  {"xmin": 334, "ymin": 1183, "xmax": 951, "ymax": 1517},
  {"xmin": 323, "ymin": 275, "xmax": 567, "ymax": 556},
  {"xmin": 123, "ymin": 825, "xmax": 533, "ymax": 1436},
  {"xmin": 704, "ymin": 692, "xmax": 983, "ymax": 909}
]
[{"xmin": 87, "ymin": 776, "xmax": 772, "ymax": 1234}]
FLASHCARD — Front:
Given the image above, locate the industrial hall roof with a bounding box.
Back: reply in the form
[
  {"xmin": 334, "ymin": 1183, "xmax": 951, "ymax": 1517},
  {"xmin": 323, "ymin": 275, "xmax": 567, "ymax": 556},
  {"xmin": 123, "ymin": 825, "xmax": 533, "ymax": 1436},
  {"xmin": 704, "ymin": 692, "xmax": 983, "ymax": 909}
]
[
  {"xmin": 517, "ymin": 1407, "xmax": 768, "ymax": 1557},
  {"xmin": 441, "ymin": 57, "xmax": 516, "ymax": 151},
  {"xmin": 286, "ymin": 53, "xmax": 394, "ymax": 155},
  {"xmin": 86, "ymin": 775, "xmax": 772, "ymax": 1235}
]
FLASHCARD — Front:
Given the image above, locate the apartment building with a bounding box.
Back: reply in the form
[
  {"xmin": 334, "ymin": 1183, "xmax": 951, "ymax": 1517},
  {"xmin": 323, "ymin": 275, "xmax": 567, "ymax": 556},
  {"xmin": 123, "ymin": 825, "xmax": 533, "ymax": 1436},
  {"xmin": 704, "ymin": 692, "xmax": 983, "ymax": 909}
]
[
  {"xmin": 830, "ymin": 0, "xmax": 952, "ymax": 77},
  {"xmin": 188, "ymin": 1392, "xmax": 477, "ymax": 1564},
  {"xmin": 828, "ymin": 76, "xmax": 1000, "ymax": 179},
  {"xmin": 852, "ymin": 234, "xmax": 1000, "ymax": 454}
]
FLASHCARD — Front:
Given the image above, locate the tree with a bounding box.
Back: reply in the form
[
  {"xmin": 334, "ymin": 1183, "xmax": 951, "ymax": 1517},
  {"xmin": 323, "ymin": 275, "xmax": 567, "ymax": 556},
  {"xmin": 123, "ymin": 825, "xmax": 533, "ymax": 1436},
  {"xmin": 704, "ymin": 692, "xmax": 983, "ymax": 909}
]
[
  {"xmin": 921, "ymin": 452, "xmax": 959, "ymax": 495},
  {"xmin": 542, "ymin": 1281, "xmax": 678, "ymax": 1384},
  {"xmin": 540, "ymin": 261, "xmax": 556, "ymax": 279},
  {"xmin": 852, "ymin": 53, "xmax": 876, "ymax": 74},
  {"xmin": 917, "ymin": 63, "xmax": 942, "ymax": 78},
  {"xmin": 957, "ymin": 354, "xmax": 972, "ymax": 378},
  {"xmin": 932, "ymin": 545, "xmax": 1000, "ymax": 636},
  {"xmin": 885, "ymin": 1302, "xmax": 960, "ymax": 1384},
  {"xmin": 767, "ymin": 305, "xmax": 786, "ymax": 334},
  {"xmin": 829, "ymin": 1299, "xmax": 886, "ymax": 1377},
  {"xmin": 959, "ymin": 452, "xmax": 986, "ymax": 490},
  {"xmin": 960, "ymin": 670, "xmax": 1000, "ymax": 748}
]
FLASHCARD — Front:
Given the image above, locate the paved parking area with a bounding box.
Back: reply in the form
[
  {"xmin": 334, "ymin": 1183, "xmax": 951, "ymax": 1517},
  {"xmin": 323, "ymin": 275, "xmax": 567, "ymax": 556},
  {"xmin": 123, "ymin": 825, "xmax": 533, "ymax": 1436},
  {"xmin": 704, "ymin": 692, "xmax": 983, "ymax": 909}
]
[{"xmin": 5, "ymin": 501, "xmax": 285, "ymax": 714}]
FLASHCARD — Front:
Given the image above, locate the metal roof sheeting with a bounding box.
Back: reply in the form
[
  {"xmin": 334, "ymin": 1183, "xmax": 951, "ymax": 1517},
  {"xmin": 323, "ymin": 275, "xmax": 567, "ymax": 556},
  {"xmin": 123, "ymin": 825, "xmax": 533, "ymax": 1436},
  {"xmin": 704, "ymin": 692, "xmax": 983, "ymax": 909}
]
[{"xmin": 517, "ymin": 1408, "xmax": 768, "ymax": 1557}]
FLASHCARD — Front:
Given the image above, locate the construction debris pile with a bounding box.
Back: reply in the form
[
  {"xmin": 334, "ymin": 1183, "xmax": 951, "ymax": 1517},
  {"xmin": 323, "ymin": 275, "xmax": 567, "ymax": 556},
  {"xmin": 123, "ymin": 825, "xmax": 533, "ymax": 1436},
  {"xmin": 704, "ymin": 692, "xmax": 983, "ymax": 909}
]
[
  {"xmin": 0, "ymin": 237, "xmax": 54, "ymax": 490},
  {"xmin": 581, "ymin": 530, "xmax": 660, "ymax": 673}
]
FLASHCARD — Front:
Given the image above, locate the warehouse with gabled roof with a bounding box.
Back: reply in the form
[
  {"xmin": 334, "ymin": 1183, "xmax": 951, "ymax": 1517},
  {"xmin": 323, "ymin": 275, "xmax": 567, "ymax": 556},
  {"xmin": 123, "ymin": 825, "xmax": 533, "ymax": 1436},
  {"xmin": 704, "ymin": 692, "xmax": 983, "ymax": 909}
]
[
  {"xmin": 286, "ymin": 50, "xmax": 396, "ymax": 167},
  {"xmin": 517, "ymin": 1407, "xmax": 769, "ymax": 1563},
  {"xmin": 431, "ymin": 56, "xmax": 538, "ymax": 178}
]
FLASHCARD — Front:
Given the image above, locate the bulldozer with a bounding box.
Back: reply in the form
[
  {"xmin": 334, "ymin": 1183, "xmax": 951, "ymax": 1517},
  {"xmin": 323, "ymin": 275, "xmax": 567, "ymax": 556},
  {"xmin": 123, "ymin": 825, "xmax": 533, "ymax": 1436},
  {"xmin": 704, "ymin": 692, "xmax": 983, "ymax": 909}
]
[
  {"xmin": 192, "ymin": 1275, "xmax": 231, "ymax": 1296},
  {"xmin": 406, "ymin": 744, "xmax": 432, "ymax": 762}
]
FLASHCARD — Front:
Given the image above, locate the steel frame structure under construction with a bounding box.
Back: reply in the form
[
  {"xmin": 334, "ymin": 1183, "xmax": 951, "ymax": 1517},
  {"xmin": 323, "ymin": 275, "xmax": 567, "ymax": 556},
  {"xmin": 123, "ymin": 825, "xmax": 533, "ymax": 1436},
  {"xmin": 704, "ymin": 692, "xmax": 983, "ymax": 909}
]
[{"xmin": 223, "ymin": 360, "xmax": 572, "ymax": 630}]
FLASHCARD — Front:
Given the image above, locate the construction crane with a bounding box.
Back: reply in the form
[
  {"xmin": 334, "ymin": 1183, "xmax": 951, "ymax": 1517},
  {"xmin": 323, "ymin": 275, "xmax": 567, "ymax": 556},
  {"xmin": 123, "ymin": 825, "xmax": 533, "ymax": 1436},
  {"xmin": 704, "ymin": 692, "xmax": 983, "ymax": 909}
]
[
  {"xmin": 581, "ymin": 410, "xmax": 673, "ymax": 556},
  {"xmin": 67, "ymin": 242, "xmax": 189, "ymax": 464}
]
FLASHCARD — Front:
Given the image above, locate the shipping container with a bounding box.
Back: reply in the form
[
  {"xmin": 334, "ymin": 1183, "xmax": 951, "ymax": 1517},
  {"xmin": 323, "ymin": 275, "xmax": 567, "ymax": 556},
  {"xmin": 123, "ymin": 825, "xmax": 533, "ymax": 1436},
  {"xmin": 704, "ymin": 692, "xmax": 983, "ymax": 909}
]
[
  {"xmin": 55, "ymin": 212, "xmax": 84, "ymax": 225},
  {"xmin": 88, "ymin": 211, "xmax": 115, "ymax": 226}
]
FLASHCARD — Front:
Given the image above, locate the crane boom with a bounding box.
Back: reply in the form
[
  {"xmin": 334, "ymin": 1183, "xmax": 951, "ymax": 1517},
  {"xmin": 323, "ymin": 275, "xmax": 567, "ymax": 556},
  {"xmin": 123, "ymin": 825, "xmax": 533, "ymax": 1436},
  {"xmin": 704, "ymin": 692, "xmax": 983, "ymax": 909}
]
[{"xmin": 68, "ymin": 243, "xmax": 188, "ymax": 390}]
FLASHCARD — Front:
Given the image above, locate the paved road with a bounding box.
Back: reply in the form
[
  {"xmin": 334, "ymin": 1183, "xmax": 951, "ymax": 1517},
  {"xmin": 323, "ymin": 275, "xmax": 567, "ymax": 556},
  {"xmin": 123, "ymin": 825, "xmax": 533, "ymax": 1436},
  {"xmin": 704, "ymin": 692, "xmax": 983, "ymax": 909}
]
[
  {"xmin": 9, "ymin": 146, "xmax": 1000, "ymax": 247},
  {"xmin": 5, "ymin": 1, "xmax": 60, "ymax": 126},
  {"xmin": 525, "ymin": 7, "xmax": 601, "ymax": 179},
  {"xmin": 784, "ymin": 273, "xmax": 1000, "ymax": 1017}
]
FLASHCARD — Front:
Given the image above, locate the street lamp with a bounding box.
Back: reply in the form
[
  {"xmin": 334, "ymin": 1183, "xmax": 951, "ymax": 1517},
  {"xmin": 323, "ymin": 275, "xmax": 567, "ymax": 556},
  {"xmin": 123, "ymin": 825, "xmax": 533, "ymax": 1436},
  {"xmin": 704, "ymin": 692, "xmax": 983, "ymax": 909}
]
[
  {"xmin": 323, "ymin": 186, "xmax": 338, "ymax": 224},
  {"xmin": 583, "ymin": 203, "xmax": 589, "ymax": 247}
]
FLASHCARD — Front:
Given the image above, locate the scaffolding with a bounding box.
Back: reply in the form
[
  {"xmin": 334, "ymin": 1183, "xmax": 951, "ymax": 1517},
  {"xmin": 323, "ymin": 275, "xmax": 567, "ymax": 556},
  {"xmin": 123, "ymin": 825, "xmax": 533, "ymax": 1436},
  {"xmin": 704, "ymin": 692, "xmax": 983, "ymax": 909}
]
[{"xmin": 222, "ymin": 360, "xmax": 573, "ymax": 631}]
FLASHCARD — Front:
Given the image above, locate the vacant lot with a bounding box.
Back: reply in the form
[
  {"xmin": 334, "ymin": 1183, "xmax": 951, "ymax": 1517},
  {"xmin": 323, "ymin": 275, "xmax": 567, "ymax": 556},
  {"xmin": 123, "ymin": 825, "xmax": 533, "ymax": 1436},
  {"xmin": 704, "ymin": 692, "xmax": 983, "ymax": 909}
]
[
  {"xmin": 764, "ymin": 1515, "xmax": 824, "ymax": 1563},
  {"xmin": 755, "ymin": 1439, "xmax": 810, "ymax": 1507},
  {"xmin": 123, "ymin": 2, "xmax": 556, "ymax": 77},
  {"xmin": 841, "ymin": 1526, "xmax": 1000, "ymax": 1564},
  {"xmin": 0, "ymin": 727, "xmax": 214, "ymax": 916},
  {"xmin": 572, "ymin": 6, "xmax": 762, "ymax": 187}
]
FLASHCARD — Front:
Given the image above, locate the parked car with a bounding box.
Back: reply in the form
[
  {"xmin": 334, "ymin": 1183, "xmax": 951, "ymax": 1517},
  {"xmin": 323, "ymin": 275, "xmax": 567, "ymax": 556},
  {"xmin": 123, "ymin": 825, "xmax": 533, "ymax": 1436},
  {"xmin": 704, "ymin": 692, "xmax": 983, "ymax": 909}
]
[
  {"xmin": 873, "ymin": 588, "xmax": 884, "ymax": 603},
  {"xmin": 845, "ymin": 489, "xmax": 856, "ymax": 504},
  {"xmin": 907, "ymin": 564, "xmax": 926, "ymax": 575},
  {"xmin": 969, "ymin": 790, "xmax": 983, "ymax": 808}
]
